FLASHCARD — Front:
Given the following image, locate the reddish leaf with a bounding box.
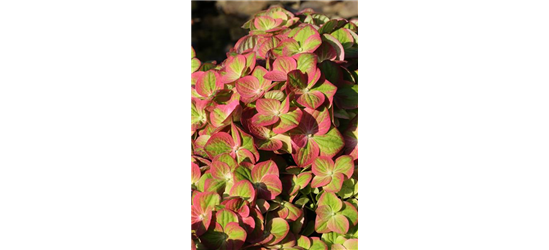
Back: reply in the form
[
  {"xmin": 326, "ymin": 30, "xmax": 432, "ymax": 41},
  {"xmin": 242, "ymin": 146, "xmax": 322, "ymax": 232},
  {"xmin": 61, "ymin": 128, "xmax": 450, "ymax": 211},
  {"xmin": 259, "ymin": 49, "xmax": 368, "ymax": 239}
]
[
  {"xmin": 292, "ymin": 139, "xmax": 319, "ymax": 167},
  {"xmin": 256, "ymin": 98, "xmax": 282, "ymax": 115},
  {"xmin": 256, "ymin": 36, "xmax": 280, "ymax": 59},
  {"xmin": 216, "ymin": 209, "xmax": 239, "ymax": 230},
  {"xmin": 310, "ymin": 78, "xmax": 338, "ymax": 107},
  {"xmin": 191, "ymin": 205, "xmax": 211, "ymax": 236},
  {"xmin": 200, "ymin": 222, "xmax": 225, "ymax": 249},
  {"xmin": 234, "ymin": 35, "xmax": 258, "ymax": 54},
  {"xmin": 221, "ymin": 197, "xmax": 250, "ymax": 218},
  {"xmin": 251, "ymin": 113, "xmax": 279, "ymax": 126},
  {"xmin": 302, "ymin": 34, "xmax": 322, "ymax": 52},
  {"xmin": 310, "ymin": 175, "xmax": 331, "ymax": 188},
  {"xmin": 327, "ymin": 214, "xmax": 349, "ymax": 235},
  {"xmin": 271, "ymin": 56, "xmax": 297, "ymax": 79},
  {"xmin": 312, "ymin": 156, "xmax": 334, "ymax": 176},
  {"xmin": 272, "ymin": 109, "xmax": 302, "ymax": 134},
  {"xmin": 204, "ymin": 132, "xmax": 236, "ymax": 159},
  {"xmin": 266, "ymin": 218, "xmax": 290, "ymax": 245},
  {"xmin": 193, "ymin": 191, "xmax": 221, "ymax": 212},
  {"xmin": 195, "ymin": 70, "xmax": 223, "ymax": 97},
  {"xmin": 287, "ymin": 70, "xmax": 308, "ymax": 90},
  {"xmin": 297, "ymin": 90, "xmax": 325, "ymax": 110},
  {"xmin": 252, "ymin": 160, "xmax": 279, "ymax": 182},
  {"xmin": 309, "ymin": 237, "xmax": 328, "ymax": 250},
  {"xmin": 263, "ymin": 70, "xmax": 288, "ymax": 82},
  {"xmin": 225, "ymin": 222, "xmax": 247, "ymax": 250},
  {"xmin": 222, "ymin": 55, "xmax": 246, "ymax": 83},
  {"xmin": 294, "ymin": 53, "xmax": 318, "ymax": 75},
  {"xmin": 311, "ymin": 127, "xmax": 345, "ymax": 157},
  {"xmin": 293, "ymin": 25, "xmax": 319, "ymax": 47},
  {"xmin": 210, "ymin": 160, "xmax": 232, "ymax": 181},
  {"xmin": 256, "ymin": 174, "xmax": 283, "ymax": 200},
  {"xmin": 272, "ymin": 38, "xmax": 300, "ymax": 57},
  {"xmin": 322, "ymin": 33, "xmax": 345, "ymax": 61},
  {"xmin": 317, "ymin": 192, "xmax": 343, "ymax": 211},
  {"xmin": 191, "ymin": 162, "xmax": 201, "ymax": 184},
  {"xmin": 229, "ymin": 180, "xmax": 255, "ymax": 202},
  {"xmin": 334, "ymin": 155, "xmax": 354, "ymax": 179},
  {"xmin": 257, "ymin": 137, "xmax": 283, "ymax": 152},
  {"xmin": 323, "ymin": 173, "xmax": 345, "ymax": 192},
  {"xmin": 235, "ymin": 76, "xmax": 261, "ymax": 101},
  {"xmin": 209, "ymin": 100, "xmax": 239, "ymax": 128},
  {"xmin": 254, "ymin": 16, "xmax": 283, "ymax": 31}
]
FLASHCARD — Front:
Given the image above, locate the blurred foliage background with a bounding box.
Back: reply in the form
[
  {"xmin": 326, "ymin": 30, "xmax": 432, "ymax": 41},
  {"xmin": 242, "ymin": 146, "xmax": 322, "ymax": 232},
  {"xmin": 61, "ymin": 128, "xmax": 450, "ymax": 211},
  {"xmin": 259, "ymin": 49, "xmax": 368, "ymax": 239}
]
[{"xmin": 192, "ymin": 1, "xmax": 358, "ymax": 62}]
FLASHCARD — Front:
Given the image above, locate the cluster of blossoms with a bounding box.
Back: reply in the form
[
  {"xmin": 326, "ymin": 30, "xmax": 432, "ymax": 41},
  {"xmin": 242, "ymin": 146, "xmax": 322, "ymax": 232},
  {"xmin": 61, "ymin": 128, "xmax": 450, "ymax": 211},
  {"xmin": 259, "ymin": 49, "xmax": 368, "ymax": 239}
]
[{"xmin": 191, "ymin": 6, "xmax": 358, "ymax": 250}]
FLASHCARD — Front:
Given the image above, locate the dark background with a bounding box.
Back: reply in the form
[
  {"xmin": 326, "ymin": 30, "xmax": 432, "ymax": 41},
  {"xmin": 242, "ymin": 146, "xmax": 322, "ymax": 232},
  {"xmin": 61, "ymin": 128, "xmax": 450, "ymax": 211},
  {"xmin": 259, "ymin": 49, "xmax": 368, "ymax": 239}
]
[{"xmin": 191, "ymin": 1, "xmax": 358, "ymax": 62}]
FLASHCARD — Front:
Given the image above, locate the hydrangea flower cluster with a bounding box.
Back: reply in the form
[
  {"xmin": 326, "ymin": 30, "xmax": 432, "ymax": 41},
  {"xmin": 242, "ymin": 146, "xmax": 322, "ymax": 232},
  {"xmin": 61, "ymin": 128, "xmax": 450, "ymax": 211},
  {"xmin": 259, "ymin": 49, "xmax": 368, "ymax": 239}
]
[{"xmin": 191, "ymin": 6, "xmax": 358, "ymax": 250}]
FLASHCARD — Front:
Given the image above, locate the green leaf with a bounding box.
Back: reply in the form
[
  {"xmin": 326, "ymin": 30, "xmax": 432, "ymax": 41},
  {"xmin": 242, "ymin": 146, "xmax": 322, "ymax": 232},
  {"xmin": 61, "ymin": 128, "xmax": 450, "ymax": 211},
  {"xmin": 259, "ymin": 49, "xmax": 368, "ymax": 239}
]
[
  {"xmin": 254, "ymin": 16, "xmax": 281, "ymax": 30},
  {"xmin": 297, "ymin": 91, "xmax": 325, "ymax": 110},
  {"xmin": 314, "ymin": 205, "xmax": 333, "ymax": 233},
  {"xmin": 287, "ymin": 70, "xmax": 308, "ymax": 90},
  {"xmin": 296, "ymin": 235, "xmax": 311, "ymax": 249},
  {"xmin": 234, "ymin": 166, "xmax": 252, "ymax": 182},
  {"xmin": 334, "ymin": 235, "xmax": 348, "ymax": 244},
  {"xmin": 321, "ymin": 232, "xmax": 340, "ymax": 245},
  {"xmin": 196, "ymin": 191, "xmax": 221, "ymax": 212},
  {"xmin": 201, "ymin": 61, "xmax": 217, "ymax": 71},
  {"xmin": 268, "ymin": 218, "xmax": 290, "ymax": 244},
  {"xmin": 204, "ymin": 132, "xmax": 234, "ymax": 158},
  {"xmin": 292, "ymin": 139, "xmax": 319, "ymax": 167},
  {"xmin": 229, "ymin": 180, "xmax": 255, "ymax": 201},
  {"xmin": 310, "ymin": 13, "xmax": 329, "ymax": 25},
  {"xmin": 331, "ymin": 28, "xmax": 354, "ymax": 49},
  {"xmin": 191, "ymin": 58, "xmax": 201, "ymax": 73},
  {"xmin": 312, "ymin": 127, "xmax": 344, "ymax": 157},
  {"xmin": 209, "ymin": 100, "xmax": 239, "ymax": 128},
  {"xmin": 238, "ymin": 128, "xmax": 258, "ymax": 161},
  {"xmin": 199, "ymin": 227, "xmax": 225, "ymax": 250},
  {"xmin": 294, "ymin": 197, "xmax": 310, "ymax": 207},
  {"xmin": 337, "ymin": 178, "xmax": 357, "ymax": 199},
  {"xmin": 225, "ymin": 222, "xmax": 247, "ymax": 247},
  {"xmin": 311, "ymin": 79, "xmax": 338, "ymax": 105},
  {"xmin": 334, "ymin": 155, "xmax": 354, "ymax": 178},
  {"xmin": 318, "ymin": 20, "xmax": 336, "ymax": 34},
  {"xmin": 328, "ymin": 214, "xmax": 349, "ymax": 235},
  {"xmin": 204, "ymin": 178, "xmax": 227, "ymax": 194},
  {"xmin": 318, "ymin": 192, "xmax": 342, "ymax": 212},
  {"xmin": 309, "ymin": 237, "xmax": 328, "ymax": 250},
  {"xmin": 293, "ymin": 25, "xmax": 318, "ymax": 46},
  {"xmin": 196, "ymin": 173, "xmax": 212, "ymax": 192},
  {"xmin": 339, "ymin": 202, "xmax": 358, "ymax": 226},
  {"xmin": 343, "ymin": 239, "xmax": 358, "ymax": 250},
  {"xmin": 264, "ymin": 90, "xmax": 285, "ymax": 101},
  {"xmin": 214, "ymin": 153, "xmax": 237, "ymax": 171},
  {"xmin": 195, "ymin": 70, "xmax": 221, "ymax": 97},
  {"xmin": 321, "ymin": 33, "xmax": 345, "ymax": 61},
  {"xmin": 300, "ymin": 184, "xmax": 312, "ymax": 195},
  {"xmin": 273, "ymin": 109, "xmax": 302, "ymax": 134},
  {"xmin": 295, "ymin": 172, "xmax": 312, "ymax": 188},
  {"xmin": 191, "ymin": 99, "xmax": 207, "ymax": 132},
  {"xmin": 312, "ymin": 156, "xmax": 333, "ymax": 176},
  {"xmin": 216, "ymin": 209, "xmax": 238, "ymax": 230},
  {"xmin": 251, "ymin": 160, "xmax": 278, "ymax": 182},
  {"xmin": 295, "ymin": 53, "xmax": 317, "ymax": 74},
  {"xmin": 335, "ymin": 84, "xmax": 358, "ymax": 109},
  {"xmin": 319, "ymin": 61, "xmax": 342, "ymax": 84},
  {"xmin": 323, "ymin": 173, "xmax": 344, "ymax": 192}
]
